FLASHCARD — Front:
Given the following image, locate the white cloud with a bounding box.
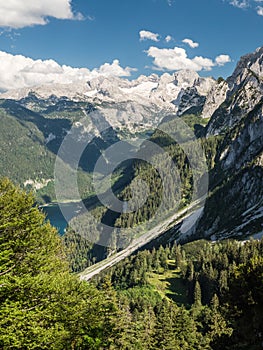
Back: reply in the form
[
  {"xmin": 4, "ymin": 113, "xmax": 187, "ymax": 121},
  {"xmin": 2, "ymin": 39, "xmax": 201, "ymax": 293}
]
[
  {"xmin": 256, "ymin": 5, "xmax": 263, "ymax": 14},
  {"xmin": 139, "ymin": 30, "xmax": 160, "ymax": 42},
  {"xmin": 0, "ymin": 0, "xmax": 83, "ymax": 29},
  {"xmin": 165, "ymin": 35, "xmax": 173, "ymax": 43},
  {"xmin": 146, "ymin": 46, "xmax": 231, "ymax": 72},
  {"xmin": 93, "ymin": 59, "xmax": 137, "ymax": 77},
  {"xmin": 226, "ymin": 0, "xmax": 263, "ymax": 14},
  {"xmin": 0, "ymin": 51, "xmax": 137, "ymax": 92},
  {"xmin": 192, "ymin": 56, "xmax": 214, "ymax": 70},
  {"xmin": 146, "ymin": 46, "xmax": 214, "ymax": 71},
  {"xmin": 182, "ymin": 38, "xmax": 199, "ymax": 48},
  {"xmin": 215, "ymin": 54, "xmax": 232, "ymax": 65},
  {"xmin": 230, "ymin": 0, "xmax": 249, "ymax": 8}
]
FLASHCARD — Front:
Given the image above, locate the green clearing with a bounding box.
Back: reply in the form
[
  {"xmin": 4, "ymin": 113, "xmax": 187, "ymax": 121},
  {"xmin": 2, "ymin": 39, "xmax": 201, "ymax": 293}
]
[{"xmin": 147, "ymin": 260, "xmax": 188, "ymax": 305}]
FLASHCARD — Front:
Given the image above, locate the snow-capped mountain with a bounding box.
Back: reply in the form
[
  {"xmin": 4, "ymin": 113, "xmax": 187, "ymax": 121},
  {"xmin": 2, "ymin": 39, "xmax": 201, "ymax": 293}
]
[
  {"xmin": 1, "ymin": 46, "xmax": 263, "ymax": 243},
  {"xmin": 0, "ymin": 70, "xmax": 216, "ymax": 126}
]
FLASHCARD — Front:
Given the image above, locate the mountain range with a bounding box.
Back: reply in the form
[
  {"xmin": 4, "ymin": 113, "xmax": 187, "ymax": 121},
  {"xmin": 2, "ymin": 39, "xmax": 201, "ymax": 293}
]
[
  {"xmin": 1, "ymin": 46, "xmax": 263, "ymax": 256},
  {"xmin": 0, "ymin": 67, "xmax": 217, "ymax": 201}
]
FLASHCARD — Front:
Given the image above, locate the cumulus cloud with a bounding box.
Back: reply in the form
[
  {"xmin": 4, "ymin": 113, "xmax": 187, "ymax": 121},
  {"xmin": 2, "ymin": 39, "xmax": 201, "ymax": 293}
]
[
  {"xmin": 256, "ymin": 5, "xmax": 263, "ymax": 14},
  {"xmin": 165, "ymin": 35, "xmax": 173, "ymax": 43},
  {"xmin": 182, "ymin": 38, "xmax": 199, "ymax": 48},
  {"xmin": 146, "ymin": 46, "xmax": 231, "ymax": 72},
  {"xmin": 139, "ymin": 30, "xmax": 160, "ymax": 42},
  {"xmin": 93, "ymin": 59, "xmax": 137, "ymax": 77},
  {"xmin": 215, "ymin": 54, "xmax": 232, "ymax": 66},
  {"xmin": 0, "ymin": 0, "xmax": 83, "ymax": 28},
  {"xmin": 0, "ymin": 51, "xmax": 137, "ymax": 92},
  {"xmin": 146, "ymin": 46, "xmax": 213, "ymax": 71}
]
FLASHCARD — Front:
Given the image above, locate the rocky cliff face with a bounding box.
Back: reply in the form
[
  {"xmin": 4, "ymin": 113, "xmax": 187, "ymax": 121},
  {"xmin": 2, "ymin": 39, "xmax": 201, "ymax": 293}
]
[
  {"xmin": 176, "ymin": 86, "xmax": 206, "ymax": 116},
  {"xmin": 206, "ymin": 47, "xmax": 263, "ymax": 136},
  {"xmin": 201, "ymin": 79, "xmax": 229, "ymax": 119},
  {"xmin": 192, "ymin": 47, "xmax": 263, "ymax": 241}
]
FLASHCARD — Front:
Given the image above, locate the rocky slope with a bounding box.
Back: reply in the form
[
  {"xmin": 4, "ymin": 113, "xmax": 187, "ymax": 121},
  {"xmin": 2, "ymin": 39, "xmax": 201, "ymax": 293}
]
[{"xmin": 190, "ymin": 47, "xmax": 263, "ymax": 241}]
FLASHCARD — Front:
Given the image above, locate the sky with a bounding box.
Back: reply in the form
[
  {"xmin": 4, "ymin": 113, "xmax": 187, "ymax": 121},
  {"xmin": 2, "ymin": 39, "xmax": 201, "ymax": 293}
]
[{"xmin": 0, "ymin": 0, "xmax": 263, "ymax": 91}]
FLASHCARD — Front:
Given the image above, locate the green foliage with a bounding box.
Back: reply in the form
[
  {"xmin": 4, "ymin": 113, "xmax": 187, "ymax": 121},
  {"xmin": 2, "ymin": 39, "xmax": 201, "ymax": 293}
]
[
  {"xmin": 215, "ymin": 257, "xmax": 263, "ymax": 349},
  {"xmin": 0, "ymin": 178, "xmax": 122, "ymax": 349},
  {"xmin": 181, "ymin": 113, "xmax": 210, "ymax": 131},
  {"xmin": 94, "ymin": 237, "xmax": 263, "ymax": 349},
  {"xmin": 0, "ymin": 101, "xmax": 56, "ymax": 185},
  {"xmin": 63, "ymin": 228, "xmax": 95, "ymax": 272},
  {"xmin": 1, "ymin": 178, "xmax": 263, "ymax": 349},
  {"xmin": 217, "ymin": 77, "xmax": 225, "ymax": 84},
  {"xmin": 194, "ymin": 280, "xmax": 202, "ymax": 307},
  {"xmin": 0, "ymin": 100, "xmax": 95, "ymax": 203},
  {"xmin": 114, "ymin": 130, "xmax": 205, "ymax": 231}
]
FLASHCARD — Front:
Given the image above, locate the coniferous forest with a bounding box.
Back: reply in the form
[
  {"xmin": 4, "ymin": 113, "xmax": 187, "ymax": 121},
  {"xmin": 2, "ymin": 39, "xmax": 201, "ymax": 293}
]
[
  {"xmin": 1, "ymin": 178, "xmax": 262, "ymax": 349},
  {"xmin": 1, "ymin": 1, "xmax": 263, "ymax": 349}
]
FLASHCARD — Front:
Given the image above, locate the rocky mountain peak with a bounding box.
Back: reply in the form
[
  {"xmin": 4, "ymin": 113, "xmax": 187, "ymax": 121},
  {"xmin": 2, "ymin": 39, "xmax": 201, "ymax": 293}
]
[
  {"xmin": 0, "ymin": 70, "xmax": 216, "ymax": 118},
  {"xmin": 227, "ymin": 46, "xmax": 263, "ymax": 91},
  {"xmin": 173, "ymin": 69, "xmax": 199, "ymax": 88},
  {"xmin": 234, "ymin": 46, "xmax": 263, "ymax": 76}
]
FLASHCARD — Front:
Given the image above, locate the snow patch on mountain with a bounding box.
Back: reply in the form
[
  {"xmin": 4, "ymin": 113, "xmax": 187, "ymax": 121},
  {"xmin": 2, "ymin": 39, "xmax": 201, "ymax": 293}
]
[{"xmin": 0, "ymin": 70, "xmax": 216, "ymax": 118}]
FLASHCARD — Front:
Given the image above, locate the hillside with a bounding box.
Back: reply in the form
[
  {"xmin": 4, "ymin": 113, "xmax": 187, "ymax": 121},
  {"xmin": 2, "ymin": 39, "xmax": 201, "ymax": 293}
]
[
  {"xmin": 0, "ymin": 99, "xmax": 95, "ymax": 202},
  {"xmin": 93, "ymin": 236, "xmax": 263, "ymax": 350},
  {"xmin": 1, "ymin": 47, "xmax": 263, "ymax": 268},
  {"xmin": 0, "ymin": 70, "xmax": 215, "ymax": 204},
  {"xmin": 1, "ymin": 177, "xmax": 262, "ymax": 349}
]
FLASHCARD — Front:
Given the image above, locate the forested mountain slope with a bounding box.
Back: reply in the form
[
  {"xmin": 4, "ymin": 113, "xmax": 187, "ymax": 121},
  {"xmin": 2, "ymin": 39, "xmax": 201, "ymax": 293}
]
[
  {"xmin": 1, "ymin": 47, "xmax": 263, "ymax": 270},
  {"xmin": 61, "ymin": 46, "xmax": 263, "ymax": 271},
  {"xmin": 1, "ymin": 178, "xmax": 262, "ymax": 349}
]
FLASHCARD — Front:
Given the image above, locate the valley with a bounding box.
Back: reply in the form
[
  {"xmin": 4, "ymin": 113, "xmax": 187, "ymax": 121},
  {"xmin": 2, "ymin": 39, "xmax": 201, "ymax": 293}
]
[
  {"xmin": 1, "ymin": 0, "xmax": 263, "ymax": 346},
  {"xmin": 1, "ymin": 46, "xmax": 263, "ymax": 272}
]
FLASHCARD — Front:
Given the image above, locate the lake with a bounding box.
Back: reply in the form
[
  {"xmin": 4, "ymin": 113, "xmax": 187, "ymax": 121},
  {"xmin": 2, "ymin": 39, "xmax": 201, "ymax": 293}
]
[{"xmin": 42, "ymin": 202, "xmax": 82, "ymax": 235}]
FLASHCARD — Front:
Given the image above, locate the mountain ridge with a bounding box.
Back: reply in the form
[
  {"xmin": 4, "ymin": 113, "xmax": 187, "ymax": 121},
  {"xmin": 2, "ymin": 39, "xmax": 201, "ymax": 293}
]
[
  {"xmin": 0, "ymin": 70, "xmax": 216, "ymax": 115},
  {"xmin": 1, "ymin": 46, "xmax": 263, "ymax": 247}
]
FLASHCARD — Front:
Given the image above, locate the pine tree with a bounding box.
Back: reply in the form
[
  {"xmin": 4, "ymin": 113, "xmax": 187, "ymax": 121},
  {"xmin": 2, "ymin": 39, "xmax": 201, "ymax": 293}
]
[
  {"xmin": 217, "ymin": 257, "xmax": 263, "ymax": 349},
  {"xmin": 194, "ymin": 280, "xmax": 202, "ymax": 307},
  {"xmin": 153, "ymin": 300, "xmax": 180, "ymax": 350},
  {"xmin": 0, "ymin": 178, "xmax": 106, "ymax": 349}
]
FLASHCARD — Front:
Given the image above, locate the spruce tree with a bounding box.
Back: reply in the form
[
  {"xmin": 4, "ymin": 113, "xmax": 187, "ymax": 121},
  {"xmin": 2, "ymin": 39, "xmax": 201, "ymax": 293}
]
[
  {"xmin": 194, "ymin": 280, "xmax": 202, "ymax": 307},
  {"xmin": 0, "ymin": 178, "xmax": 106, "ymax": 349}
]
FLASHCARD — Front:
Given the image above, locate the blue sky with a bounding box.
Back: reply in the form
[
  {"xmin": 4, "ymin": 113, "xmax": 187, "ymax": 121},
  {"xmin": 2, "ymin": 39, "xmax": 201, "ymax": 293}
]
[{"xmin": 0, "ymin": 0, "xmax": 262, "ymax": 91}]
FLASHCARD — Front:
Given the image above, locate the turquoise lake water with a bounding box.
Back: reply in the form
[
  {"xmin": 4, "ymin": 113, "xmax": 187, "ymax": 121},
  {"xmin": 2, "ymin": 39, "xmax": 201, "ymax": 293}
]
[{"xmin": 42, "ymin": 202, "xmax": 82, "ymax": 235}]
